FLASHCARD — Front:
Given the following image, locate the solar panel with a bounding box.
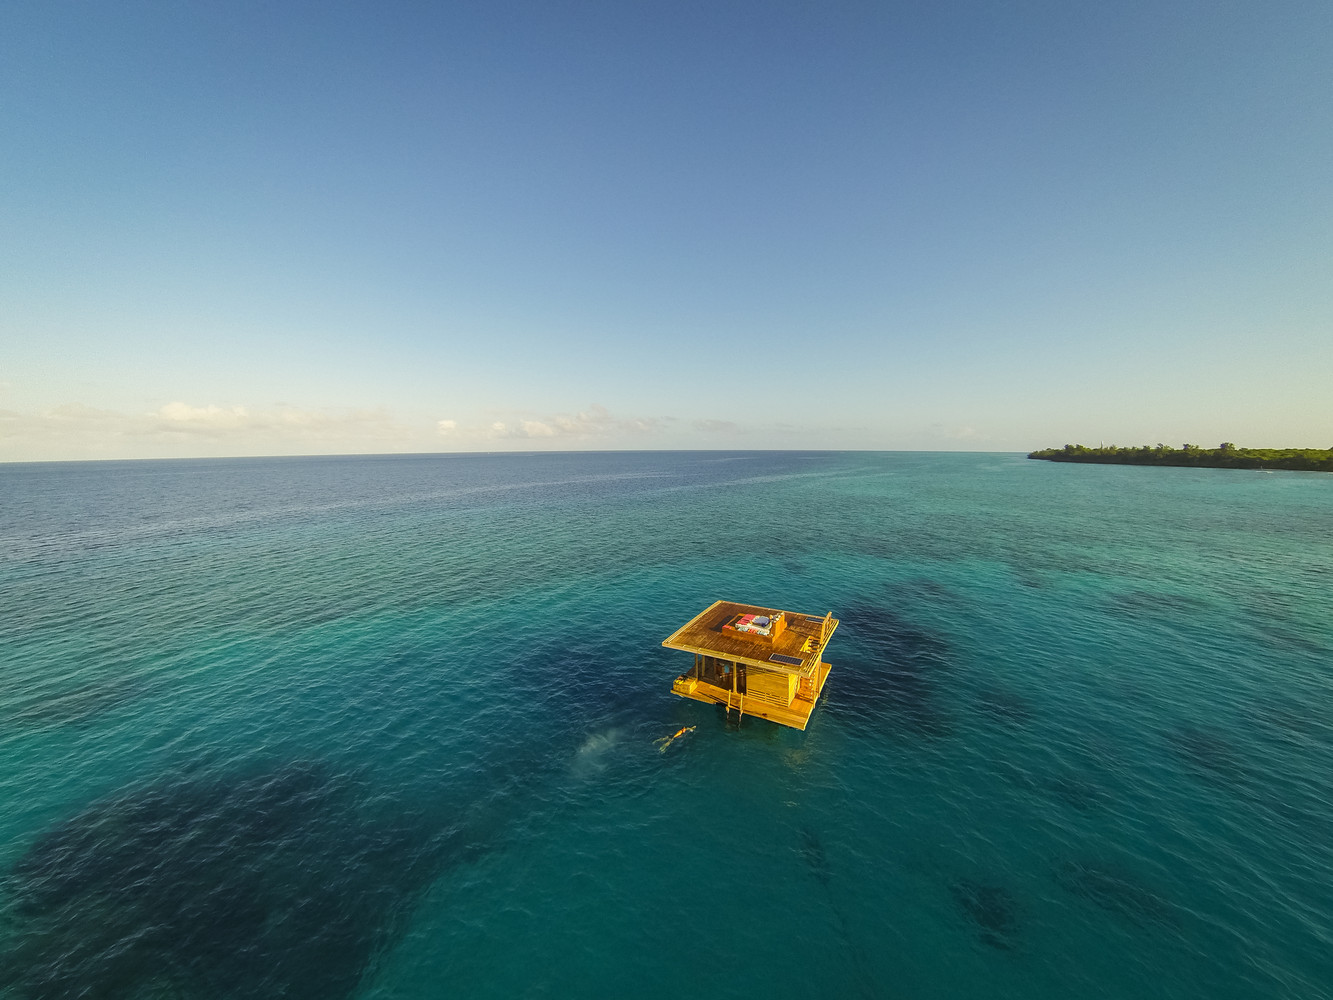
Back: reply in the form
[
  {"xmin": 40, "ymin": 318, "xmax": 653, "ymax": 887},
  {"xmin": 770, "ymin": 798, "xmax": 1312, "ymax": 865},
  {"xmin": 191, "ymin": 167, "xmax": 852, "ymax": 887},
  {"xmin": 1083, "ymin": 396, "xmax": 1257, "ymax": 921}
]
[{"xmin": 769, "ymin": 653, "xmax": 803, "ymax": 666}]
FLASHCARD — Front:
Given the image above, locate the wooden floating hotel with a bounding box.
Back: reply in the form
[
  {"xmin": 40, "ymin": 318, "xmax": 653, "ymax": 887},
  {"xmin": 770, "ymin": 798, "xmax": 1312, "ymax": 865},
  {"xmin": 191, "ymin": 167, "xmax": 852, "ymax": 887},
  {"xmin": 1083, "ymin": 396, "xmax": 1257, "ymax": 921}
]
[{"xmin": 663, "ymin": 600, "xmax": 840, "ymax": 730}]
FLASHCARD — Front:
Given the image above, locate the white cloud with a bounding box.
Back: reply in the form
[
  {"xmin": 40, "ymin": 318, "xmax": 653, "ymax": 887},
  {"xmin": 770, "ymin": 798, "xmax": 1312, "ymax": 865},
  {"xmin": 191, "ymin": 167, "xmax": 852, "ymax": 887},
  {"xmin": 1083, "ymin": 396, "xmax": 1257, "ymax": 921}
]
[
  {"xmin": 424, "ymin": 405, "xmax": 671, "ymax": 446},
  {"xmin": 508, "ymin": 405, "xmax": 660, "ymax": 439},
  {"xmin": 693, "ymin": 418, "xmax": 739, "ymax": 433},
  {"xmin": 146, "ymin": 402, "xmax": 399, "ymax": 441},
  {"xmin": 157, "ymin": 401, "xmax": 250, "ymax": 428},
  {"xmin": 928, "ymin": 423, "xmax": 988, "ymax": 443},
  {"xmin": 0, "ymin": 401, "xmax": 421, "ymax": 461},
  {"xmin": 1, "ymin": 397, "xmax": 760, "ymax": 461}
]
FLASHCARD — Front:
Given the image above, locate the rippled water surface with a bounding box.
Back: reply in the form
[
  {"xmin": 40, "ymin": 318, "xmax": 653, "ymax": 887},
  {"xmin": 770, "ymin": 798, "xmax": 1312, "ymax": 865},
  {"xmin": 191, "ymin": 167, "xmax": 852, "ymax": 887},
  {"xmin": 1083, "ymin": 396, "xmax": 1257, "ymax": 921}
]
[{"xmin": 1, "ymin": 451, "xmax": 1330, "ymax": 999}]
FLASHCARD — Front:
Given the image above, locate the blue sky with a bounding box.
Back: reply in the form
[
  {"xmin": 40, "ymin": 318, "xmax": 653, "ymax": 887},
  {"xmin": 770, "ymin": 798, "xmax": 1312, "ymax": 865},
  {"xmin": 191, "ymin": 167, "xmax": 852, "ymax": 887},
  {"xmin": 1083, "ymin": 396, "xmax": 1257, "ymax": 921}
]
[{"xmin": 2, "ymin": 0, "xmax": 1330, "ymax": 459}]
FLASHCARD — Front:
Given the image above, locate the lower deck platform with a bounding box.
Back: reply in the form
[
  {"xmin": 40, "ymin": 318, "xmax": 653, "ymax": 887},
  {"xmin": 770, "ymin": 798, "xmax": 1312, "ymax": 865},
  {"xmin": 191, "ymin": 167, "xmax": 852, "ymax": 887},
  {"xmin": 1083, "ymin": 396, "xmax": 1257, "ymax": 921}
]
[{"xmin": 671, "ymin": 661, "xmax": 833, "ymax": 730}]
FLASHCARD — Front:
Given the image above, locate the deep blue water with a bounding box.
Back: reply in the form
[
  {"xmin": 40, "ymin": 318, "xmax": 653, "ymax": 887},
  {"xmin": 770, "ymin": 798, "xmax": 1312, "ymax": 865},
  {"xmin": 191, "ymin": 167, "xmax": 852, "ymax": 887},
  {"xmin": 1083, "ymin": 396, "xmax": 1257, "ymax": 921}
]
[{"xmin": 1, "ymin": 451, "xmax": 1330, "ymax": 999}]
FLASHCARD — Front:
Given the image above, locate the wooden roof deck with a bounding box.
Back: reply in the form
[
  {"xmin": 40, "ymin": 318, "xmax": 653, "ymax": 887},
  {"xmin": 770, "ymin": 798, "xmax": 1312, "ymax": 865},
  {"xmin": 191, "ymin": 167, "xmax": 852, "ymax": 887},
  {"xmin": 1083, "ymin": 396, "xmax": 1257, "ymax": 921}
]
[{"xmin": 661, "ymin": 600, "xmax": 840, "ymax": 676}]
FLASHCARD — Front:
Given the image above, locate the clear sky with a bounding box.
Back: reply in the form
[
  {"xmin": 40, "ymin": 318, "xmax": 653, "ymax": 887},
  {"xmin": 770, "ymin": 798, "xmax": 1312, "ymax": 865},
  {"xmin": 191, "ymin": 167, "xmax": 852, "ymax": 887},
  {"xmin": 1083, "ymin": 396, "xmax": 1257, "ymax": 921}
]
[{"xmin": 2, "ymin": 0, "xmax": 1330, "ymax": 460}]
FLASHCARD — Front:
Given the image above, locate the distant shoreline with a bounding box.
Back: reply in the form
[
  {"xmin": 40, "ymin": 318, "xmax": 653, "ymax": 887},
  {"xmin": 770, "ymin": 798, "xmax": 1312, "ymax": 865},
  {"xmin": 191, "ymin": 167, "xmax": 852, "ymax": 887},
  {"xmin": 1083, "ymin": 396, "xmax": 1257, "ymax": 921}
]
[{"xmin": 1028, "ymin": 444, "xmax": 1333, "ymax": 473}]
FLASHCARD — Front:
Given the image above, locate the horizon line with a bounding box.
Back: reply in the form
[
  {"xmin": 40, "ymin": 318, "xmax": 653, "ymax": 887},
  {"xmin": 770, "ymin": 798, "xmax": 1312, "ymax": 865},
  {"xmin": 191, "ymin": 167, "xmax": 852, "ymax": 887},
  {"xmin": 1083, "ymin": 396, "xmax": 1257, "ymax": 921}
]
[{"xmin": 0, "ymin": 447, "xmax": 1032, "ymax": 467}]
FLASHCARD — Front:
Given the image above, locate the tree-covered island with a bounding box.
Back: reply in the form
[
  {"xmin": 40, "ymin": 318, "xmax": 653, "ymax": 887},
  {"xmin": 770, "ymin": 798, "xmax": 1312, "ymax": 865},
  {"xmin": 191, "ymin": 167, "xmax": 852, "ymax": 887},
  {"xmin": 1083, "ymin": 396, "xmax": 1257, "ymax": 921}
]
[{"xmin": 1028, "ymin": 443, "xmax": 1333, "ymax": 472}]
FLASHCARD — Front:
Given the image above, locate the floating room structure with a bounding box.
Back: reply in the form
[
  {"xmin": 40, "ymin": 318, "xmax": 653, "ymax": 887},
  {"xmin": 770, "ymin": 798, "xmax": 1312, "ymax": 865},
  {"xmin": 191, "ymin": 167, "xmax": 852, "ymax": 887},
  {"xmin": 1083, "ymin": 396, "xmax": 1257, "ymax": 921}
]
[{"xmin": 663, "ymin": 600, "xmax": 840, "ymax": 730}]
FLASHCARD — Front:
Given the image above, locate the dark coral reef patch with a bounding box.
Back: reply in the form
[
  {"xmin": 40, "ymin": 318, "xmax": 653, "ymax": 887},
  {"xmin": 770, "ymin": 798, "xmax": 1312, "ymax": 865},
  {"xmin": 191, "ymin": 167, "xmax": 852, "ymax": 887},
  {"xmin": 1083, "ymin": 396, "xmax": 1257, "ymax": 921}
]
[
  {"xmin": 0, "ymin": 759, "xmax": 456, "ymax": 1000},
  {"xmin": 4, "ymin": 674, "xmax": 148, "ymax": 730},
  {"xmin": 1054, "ymin": 860, "xmax": 1179, "ymax": 929},
  {"xmin": 822, "ymin": 605, "xmax": 953, "ymax": 736},
  {"xmin": 799, "ymin": 826, "xmax": 831, "ymax": 888},
  {"xmin": 949, "ymin": 878, "xmax": 1020, "ymax": 950},
  {"xmin": 1165, "ymin": 724, "xmax": 1247, "ymax": 784}
]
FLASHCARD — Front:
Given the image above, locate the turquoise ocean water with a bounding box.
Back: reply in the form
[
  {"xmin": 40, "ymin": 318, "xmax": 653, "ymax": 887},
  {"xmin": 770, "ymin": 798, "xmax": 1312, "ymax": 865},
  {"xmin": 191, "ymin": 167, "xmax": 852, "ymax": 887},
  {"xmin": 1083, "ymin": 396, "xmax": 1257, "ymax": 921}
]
[{"xmin": 1, "ymin": 451, "xmax": 1330, "ymax": 999}]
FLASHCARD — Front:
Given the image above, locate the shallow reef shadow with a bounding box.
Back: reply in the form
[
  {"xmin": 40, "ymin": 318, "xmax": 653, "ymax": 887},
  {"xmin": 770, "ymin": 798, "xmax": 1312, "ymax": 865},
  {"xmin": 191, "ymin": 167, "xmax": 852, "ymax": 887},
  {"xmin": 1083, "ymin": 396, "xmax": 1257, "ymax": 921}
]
[
  {"xmin": 1106, "ymin": 590, "xmax": 1209, "ymax": 620},
  {"xmin": 506, "ymin": 632, "xmax": 671, "ymax": 735},
  {"xmin": 993, "ymin": 759, "xmax": 1108, "ymax": 815},
  {"xmin": 795, "ymin": 825, "xmax": 877, "ymax": 999},
  {"xmin": 1249, "ymin": 696, "xmax": 1333, "ymax": 746},
  {"xmin": 1053, "ymin": 860, "xmax": 1180, "ymax": 929},
  {"xmin": 821, "ymin": 604, "xmax": 952, "ymax": 737},
  {"xmin": 5, "ymin": 674, "xmax": 150, "ymax": 730},
  {"xmin": 1164, "ymin": 723, "xmax": 1248, "ymax": 786},
  {"xmin": 948, "ymin": 878, "xmax": 1020, "ymax": 950},
  {"xmin": 799, "ymin": 826, "xmax": 831, "ymax": 888},
  {"xmin": 0, "ymin": 756, "xmax": 498, "ymax": 1000},
  {"xmin": 1011, "ymin": 567, "xmax": 1048, "ymax": 590},
  {"xmin": 883, "ymin": 577, "xmax": 961, "ymax": 605},
  {"xmin": 1248, "ymin": 620, "xmax": 1331, "ymax": 659},
  {"xmin": 1046, "ymin": 772, "xmax": 1107, "ymax": 813},
  {"xmin": 971, "ymin": 684, "xmax": 1032, "ymax": 726}
]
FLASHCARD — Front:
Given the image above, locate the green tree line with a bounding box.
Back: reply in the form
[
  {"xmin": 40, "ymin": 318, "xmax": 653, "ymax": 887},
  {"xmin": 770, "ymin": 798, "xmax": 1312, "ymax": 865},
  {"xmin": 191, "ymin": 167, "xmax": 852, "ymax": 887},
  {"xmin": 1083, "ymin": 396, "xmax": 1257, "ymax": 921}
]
[{"xmin": 1027, "ymin": 443, "xmax": 1333, "ymax": 472}]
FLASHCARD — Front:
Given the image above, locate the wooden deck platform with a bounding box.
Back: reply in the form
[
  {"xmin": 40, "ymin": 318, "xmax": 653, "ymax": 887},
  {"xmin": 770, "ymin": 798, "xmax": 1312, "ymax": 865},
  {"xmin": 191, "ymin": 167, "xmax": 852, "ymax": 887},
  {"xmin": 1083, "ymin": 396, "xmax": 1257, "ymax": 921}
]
[
  {"xmin": 661, "ymin": 600, "xmax": 838, "ymax": 676},
  {"xmin": 663, "ymin": 600, "xmax": 840, "ymax": 731},
  {"xmin": 671, "ymin": 660, "xmax": 833, "ymax": 730}
]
